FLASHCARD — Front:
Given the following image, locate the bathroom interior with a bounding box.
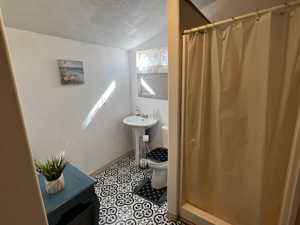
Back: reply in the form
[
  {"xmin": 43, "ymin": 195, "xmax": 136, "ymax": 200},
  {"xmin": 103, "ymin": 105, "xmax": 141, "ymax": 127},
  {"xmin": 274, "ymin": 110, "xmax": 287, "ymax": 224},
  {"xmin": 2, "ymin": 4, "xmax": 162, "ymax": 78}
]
[{"xmin": 1, "ymin": 0, "xmax": 300, "ymax": 225}]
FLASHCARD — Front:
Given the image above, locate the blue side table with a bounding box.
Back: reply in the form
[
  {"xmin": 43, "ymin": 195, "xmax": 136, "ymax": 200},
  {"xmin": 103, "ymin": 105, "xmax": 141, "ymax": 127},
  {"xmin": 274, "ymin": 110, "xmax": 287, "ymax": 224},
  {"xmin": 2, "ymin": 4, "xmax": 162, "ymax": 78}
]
[{"xmin": 38, "ymin": 164, "xmax": 99, "ymax": 225}]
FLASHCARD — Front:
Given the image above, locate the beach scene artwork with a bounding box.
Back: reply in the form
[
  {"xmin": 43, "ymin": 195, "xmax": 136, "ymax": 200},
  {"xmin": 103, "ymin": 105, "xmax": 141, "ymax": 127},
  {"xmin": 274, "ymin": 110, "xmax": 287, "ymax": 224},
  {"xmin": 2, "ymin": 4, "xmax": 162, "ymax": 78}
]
[{"xmin": 57, "ymin": 60, "xmax": 84, "ymax": 85}]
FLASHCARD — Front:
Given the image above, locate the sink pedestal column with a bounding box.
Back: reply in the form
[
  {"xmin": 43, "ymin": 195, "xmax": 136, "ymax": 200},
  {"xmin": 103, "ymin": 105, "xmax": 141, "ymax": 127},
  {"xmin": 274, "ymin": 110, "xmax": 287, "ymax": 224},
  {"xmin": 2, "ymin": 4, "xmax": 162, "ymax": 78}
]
[
  {"xmin": 134, "ymin": 128, "xmax": 145, "ymax": 165},
  {"xmin": 122, "ymin": 115, "xmax": 158, "ymax": 166}
]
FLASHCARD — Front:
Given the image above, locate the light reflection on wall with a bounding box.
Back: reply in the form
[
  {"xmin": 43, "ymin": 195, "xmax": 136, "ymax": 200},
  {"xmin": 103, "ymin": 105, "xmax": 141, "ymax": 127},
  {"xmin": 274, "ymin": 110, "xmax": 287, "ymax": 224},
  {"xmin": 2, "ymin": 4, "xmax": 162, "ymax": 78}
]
[{"xmin": 81, "ymin": 80, "xmax": 116, "ymax": 129}]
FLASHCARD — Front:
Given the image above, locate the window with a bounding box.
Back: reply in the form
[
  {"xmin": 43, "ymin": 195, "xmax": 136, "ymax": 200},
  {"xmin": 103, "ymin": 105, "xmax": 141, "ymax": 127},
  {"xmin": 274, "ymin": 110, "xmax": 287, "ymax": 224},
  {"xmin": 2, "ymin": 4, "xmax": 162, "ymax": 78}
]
[{"xmin": 136, "ymin": 48, "xmax": 168, "ymax": 100}]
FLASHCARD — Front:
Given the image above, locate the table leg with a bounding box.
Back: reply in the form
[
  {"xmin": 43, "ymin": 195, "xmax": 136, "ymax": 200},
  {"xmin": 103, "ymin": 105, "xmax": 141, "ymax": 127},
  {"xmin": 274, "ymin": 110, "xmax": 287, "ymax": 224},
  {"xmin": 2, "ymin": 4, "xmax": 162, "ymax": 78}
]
[{"xmin": 89, "ymin": 188, "xmax": 100, "ymax": 225}]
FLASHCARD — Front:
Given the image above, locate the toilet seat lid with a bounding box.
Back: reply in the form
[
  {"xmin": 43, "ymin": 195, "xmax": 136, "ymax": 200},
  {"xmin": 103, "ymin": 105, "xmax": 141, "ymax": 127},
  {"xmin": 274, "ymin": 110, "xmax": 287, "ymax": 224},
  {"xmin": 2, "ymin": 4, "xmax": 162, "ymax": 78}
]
[{"xmin": 147, "ymin": 147, "xmax": 168, "ymax": 162}]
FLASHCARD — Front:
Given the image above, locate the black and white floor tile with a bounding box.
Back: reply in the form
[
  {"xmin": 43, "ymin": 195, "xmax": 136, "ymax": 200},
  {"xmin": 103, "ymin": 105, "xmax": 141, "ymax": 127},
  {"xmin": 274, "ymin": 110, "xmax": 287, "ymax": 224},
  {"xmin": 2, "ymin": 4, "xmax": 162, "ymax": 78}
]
[{"xmin": 94, "ymin": 153, "xmax": 185, "ymax": 225}]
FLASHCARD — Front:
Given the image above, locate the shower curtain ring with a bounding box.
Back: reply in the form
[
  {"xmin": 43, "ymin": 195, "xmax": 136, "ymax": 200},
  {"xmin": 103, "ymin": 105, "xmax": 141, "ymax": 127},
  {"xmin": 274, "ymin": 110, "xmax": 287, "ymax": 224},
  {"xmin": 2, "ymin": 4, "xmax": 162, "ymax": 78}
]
[
  {"xmin": 231, "ymin": 17, "xmax": 235, "ymax": 26},
  {"xmin": 279, "ymin": 2, "xmax": 290, "ymax": 15},
  {"xmin": 202, "ymin": 25, "xmax": 208, "ymax": 33},
  {"xmin": 256, "ymin": 11, "xmax": 261, "ymax": 21}
]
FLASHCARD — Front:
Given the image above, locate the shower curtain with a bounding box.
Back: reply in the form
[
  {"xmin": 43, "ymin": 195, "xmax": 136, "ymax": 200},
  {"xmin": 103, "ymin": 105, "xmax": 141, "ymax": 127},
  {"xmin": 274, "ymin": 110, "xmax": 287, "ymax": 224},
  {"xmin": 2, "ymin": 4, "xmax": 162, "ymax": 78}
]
[{"xmin": 182, "ymin": 7, "xmax": 300, "ymax": 225}]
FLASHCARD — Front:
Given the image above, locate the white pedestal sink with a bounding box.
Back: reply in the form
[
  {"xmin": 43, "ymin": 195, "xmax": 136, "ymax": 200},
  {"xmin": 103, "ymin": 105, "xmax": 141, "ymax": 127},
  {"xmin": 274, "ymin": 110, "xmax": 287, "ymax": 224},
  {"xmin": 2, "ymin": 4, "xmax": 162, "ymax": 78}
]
[{"xmin": 123, "ymin": 115, "xmax": 158, "ymax": 165}]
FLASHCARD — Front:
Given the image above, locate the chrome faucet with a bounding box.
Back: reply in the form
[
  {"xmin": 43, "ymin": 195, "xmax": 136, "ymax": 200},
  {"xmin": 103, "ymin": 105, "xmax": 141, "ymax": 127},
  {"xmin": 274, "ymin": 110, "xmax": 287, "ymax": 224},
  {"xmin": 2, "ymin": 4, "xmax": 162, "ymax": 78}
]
[{"xmin": 141, "ymin": 114, "xmax": 149, "ymax": 118}]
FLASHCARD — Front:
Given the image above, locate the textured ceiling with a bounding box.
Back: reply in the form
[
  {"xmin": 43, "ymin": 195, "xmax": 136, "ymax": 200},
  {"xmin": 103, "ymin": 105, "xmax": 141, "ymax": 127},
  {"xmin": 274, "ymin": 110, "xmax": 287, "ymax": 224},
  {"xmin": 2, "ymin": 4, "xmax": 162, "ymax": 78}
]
[
  {"xmin": 0, "ymin": 0, "xmax": 167, "ymax": 49},
  {"xmin": 0, "ymin": 0, "xmax": 288, "ymax": 49},
  {"xmin": 191, "ymin": 0, "xmax": 287, "ymax": 22}
]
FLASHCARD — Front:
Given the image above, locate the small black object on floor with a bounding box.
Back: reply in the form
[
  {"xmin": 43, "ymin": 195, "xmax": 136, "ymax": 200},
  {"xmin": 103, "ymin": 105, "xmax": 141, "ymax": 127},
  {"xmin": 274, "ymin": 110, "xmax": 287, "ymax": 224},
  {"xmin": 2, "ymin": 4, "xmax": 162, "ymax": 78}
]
[{"xmin": 134, "ymin": 178, "xmax": 167, "ymax": 206}]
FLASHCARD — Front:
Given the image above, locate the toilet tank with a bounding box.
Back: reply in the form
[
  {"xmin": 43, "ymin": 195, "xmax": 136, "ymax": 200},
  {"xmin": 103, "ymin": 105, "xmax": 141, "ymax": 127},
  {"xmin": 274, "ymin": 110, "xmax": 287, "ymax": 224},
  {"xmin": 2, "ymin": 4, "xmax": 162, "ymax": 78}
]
[{"xmin": 162, "ymin": 125, "xmax": 169, "ymax": 149}]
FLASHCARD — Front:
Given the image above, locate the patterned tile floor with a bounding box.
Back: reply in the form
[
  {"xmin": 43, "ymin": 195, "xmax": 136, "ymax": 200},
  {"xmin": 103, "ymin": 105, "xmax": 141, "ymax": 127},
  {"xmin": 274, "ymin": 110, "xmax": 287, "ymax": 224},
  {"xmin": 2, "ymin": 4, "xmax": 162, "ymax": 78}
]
[{"xmin": 94, "ymin": 153, "xmax": 184, "ymax": 225}]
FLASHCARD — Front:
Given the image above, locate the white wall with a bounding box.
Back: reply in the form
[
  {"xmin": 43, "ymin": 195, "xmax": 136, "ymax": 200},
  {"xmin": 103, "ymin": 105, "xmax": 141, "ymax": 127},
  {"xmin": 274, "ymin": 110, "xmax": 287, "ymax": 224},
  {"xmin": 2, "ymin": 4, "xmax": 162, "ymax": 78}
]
[
  {"xmin": 7, "ymin": 28, "xmax": 132, "ymax": 174},
  {"xmin": 129, "ymin": 30, "xmax": 168, "ymax": 148}
]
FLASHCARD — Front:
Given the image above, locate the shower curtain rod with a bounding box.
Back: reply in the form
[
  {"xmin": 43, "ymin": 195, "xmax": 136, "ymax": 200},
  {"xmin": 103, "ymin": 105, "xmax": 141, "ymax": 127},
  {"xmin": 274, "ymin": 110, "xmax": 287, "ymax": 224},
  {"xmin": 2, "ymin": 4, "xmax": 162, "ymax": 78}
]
[{"xmin": 183, "ymin": 0, "xmax": 300, "ymax": 35}]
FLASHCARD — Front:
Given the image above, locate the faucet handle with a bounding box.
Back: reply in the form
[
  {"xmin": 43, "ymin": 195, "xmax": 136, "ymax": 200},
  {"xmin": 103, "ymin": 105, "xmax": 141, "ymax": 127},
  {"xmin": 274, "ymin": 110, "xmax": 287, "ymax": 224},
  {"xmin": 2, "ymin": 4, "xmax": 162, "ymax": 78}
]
[{"xmin": 141, "ymin": 114, "xmax": 149, "ymax": 118}]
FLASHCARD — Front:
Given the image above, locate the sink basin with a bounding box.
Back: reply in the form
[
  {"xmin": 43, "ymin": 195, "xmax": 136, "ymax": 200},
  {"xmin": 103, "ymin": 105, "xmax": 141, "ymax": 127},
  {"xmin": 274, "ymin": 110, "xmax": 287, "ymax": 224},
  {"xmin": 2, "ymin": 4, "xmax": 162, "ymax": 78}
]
[
  {"xmin": 123, "ymin": 115, "xmax": 158, "ymax": 165},
  {"xmin": 123, "ymin": 115, "xmax": 158, "ymax": 128}
]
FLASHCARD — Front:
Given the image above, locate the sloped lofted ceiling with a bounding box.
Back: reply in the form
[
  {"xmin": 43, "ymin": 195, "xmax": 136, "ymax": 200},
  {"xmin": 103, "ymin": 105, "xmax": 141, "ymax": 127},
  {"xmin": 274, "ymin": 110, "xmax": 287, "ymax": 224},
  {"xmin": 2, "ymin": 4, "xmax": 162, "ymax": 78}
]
[
  {"xmin": 0, "ymin": 0, "xmax": 289, "ymax": 49},
  {"xmin": 191, "ymin": 0, "xmax": 287, "ymax": 22},
  {"xmin": 0, "ymin": 0, "xmax": 167, "ymax": 49}
]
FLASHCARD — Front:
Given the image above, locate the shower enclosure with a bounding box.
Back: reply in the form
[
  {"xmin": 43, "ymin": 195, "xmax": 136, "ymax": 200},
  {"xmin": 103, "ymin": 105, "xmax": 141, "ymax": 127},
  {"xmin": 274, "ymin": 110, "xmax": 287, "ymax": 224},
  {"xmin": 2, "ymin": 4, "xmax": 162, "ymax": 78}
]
[{"xmin": 179, "ymin": 2, "xmax": 300, "ymax": 225}]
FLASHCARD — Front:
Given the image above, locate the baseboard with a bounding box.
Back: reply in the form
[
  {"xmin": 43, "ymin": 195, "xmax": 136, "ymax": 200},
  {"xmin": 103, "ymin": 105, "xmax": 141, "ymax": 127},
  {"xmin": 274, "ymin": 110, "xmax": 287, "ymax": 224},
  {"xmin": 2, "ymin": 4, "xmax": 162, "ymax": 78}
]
[
  {"xmin": 89, "ymin": 150, "xmax": 133, "ymax": 177},
  {"xmin": 180, "ymin": 203, "xmax": 231, "ymax": 225},
  {"xmin": 167, "ymin": 211, "xmax": 178, "ymax": 221},
  {"xmin": 168, "ymin": 211, "xmax": 192, "ymax": 225},
  {"xmin": 179, "ymin": 216, "xmax": 196, "ymax": 225}
]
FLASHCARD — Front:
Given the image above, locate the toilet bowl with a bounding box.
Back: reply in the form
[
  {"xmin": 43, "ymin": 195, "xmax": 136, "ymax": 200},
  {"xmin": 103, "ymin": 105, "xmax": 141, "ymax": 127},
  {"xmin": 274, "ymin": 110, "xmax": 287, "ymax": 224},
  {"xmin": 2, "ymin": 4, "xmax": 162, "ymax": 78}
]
[{"xmin": 147, "ymin": 125, "xmax": 168, "ymax": 189}]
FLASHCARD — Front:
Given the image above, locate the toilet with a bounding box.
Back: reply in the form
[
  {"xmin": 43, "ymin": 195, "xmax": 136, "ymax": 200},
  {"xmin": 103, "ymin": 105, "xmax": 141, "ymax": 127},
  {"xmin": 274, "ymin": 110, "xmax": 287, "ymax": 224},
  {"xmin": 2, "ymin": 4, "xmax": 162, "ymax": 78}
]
[{"xmin": 147, "ymin": 125, "xmax": 168, "ymax": 189}]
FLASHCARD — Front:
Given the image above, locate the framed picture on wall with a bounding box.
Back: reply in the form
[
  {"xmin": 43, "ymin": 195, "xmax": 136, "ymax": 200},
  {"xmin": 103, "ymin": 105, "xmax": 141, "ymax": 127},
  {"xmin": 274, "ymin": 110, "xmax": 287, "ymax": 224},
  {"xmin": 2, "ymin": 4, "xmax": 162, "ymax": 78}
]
[{"xmin": 57, "ymin": 60, "xmax": 84, "ymax": 85}]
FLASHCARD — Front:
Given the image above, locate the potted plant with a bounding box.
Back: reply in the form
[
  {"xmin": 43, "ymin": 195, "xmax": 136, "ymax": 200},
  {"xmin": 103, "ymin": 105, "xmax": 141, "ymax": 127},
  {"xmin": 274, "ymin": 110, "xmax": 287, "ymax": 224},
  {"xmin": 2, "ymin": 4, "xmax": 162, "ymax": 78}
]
[{"xmin": 35, "ymin": 152, "xmax": 68, "ymax": 194}]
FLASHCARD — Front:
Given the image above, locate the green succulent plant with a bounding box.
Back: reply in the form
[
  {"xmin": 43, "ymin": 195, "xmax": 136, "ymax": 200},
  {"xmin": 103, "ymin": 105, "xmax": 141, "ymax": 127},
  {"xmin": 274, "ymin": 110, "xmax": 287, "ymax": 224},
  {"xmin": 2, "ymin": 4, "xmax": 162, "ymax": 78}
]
[{"xmin": 35, "ymin": 153, "xmax": 68, "ymax": 181}]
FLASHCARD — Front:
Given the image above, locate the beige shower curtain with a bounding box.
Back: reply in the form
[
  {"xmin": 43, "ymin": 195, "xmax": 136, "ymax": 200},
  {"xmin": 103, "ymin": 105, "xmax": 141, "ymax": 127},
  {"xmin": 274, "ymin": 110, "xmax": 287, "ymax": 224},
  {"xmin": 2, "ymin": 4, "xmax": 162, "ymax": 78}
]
[{"xmin": 182, "ymin": 7, "xmax": 300, "ymax": 225}]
